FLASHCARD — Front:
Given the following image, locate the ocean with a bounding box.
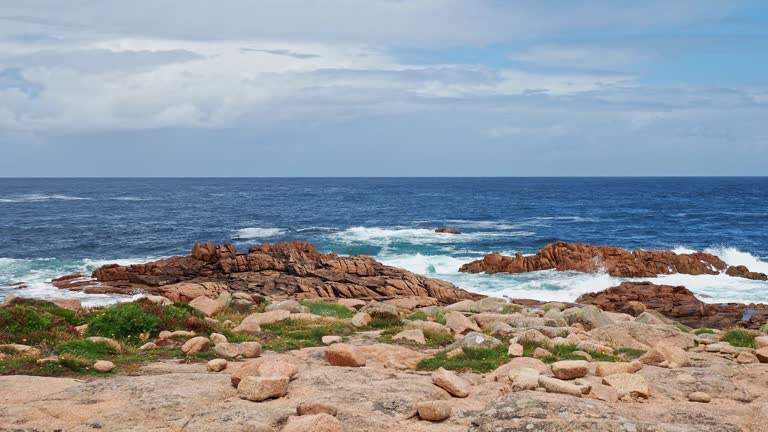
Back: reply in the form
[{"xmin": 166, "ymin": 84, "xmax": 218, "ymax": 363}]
[{"xmin": 1, "ymin": 177, "xmax": 767, "ymax": 306}]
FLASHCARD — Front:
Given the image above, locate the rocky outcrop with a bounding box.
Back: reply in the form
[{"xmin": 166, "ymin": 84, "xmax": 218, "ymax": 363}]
[
  {"xmin": 434, "ymin": 226, "xmax": 461, "ymax": 234},
  {"xmin": 80, "ymin": 241, "xmax": 479, "ymax": 304},
  {"xmin": 459, "ymin": 242, "xmax": 765, "ymax": 280},
  {"xmin": 577, "ymin": 282, "xmax": 768, "ymax": 329},
  {"xmin": 726, "ymin": 265, "xmax": 768, "ymax": 281}
]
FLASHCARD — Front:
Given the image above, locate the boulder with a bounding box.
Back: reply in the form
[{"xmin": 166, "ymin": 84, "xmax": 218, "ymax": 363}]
[
  {"xmin": 351, "ymin": 312, "xmax": 372, "ymax": 328},
  {"xmin": 209, "ymin": 333, "xmax": 228, "ymax": 345},
  {"xmin": 435, "ymin": 226, "xmax": 461, "ymax": 234},
  {"xmin": 237, "ymin": 376, "xmax": 289, "ymax": 402},
  {"xmin": 562, "ymin": 306, "xmax": 613, "ymax": 331},
  {"xmin": 754, "ymin": 335, "xmax": 768, "ymax": 349},
  {"xmin": 230, "ymin": 362, "xmax": 261, "ymax": 387},
  {"xmin": 431, "ymin": 367, "xmax": 470, "ymax": 397},
  {"xmin": 551, "ymin": 360, "xmax": 589, "ymax": 380},
  {"xmin": 207, "ymin": 358, "xmax": 228, "ymax": 372},
  {"xmin": 403, "ymin": 319, "xmax": 452, "ymax": 336},
  {"xmin": 322, "ymin": 336, "xmax": 342, "ymax": 345},
  {"xmin": 588, "ymin": 322, "xmax": 695, "ymax": 350},
  {"xmin": 689, "ymin": 392, "xmax": 712, "ymax": 403},
  {"xmin": 234, "ymin": 310, "xmax": 290, "ymax": 332},
  {"xmin": 417, "ymin": 400, "xmax": 452, "ymax": 421},
  {"xmin": 446, "ymin": 311, "xmax": 480, "ymax": 334},
  {"xmin": 239, "ymin": 342, "xmax": 263, "ymax": 358},
  {"xmin": 181, "ymin": 337, "xmax": 211, "ymax": 355},
  {"xmin": 189, "ymin": 295, "xmax": 224, "ymax": 317},
  {"xmin": 92, "ymin": 360, "xmax": 115, "ymax": 373},
  {"xmin": 282, "ymin": 413, "xmax": 341, "ymax": 432},
  {"xmin": 593, "ymin": 361, "xmax": 643, "ymax": 377},
  {"xmin": 212, "ymin": 342, "xmax": 240, "ymax": 359},
  {"xmin": 510, "ymin": 367, "xmax": 540, "ymax": 391},
  {"xmin": 507, "ymin": 343, "xmax": 524, "ymax": 357},
  {"xmin": 266, "ymin": 299, "xmax": 305, "ymax": 313},
  {"xmin": 325, "ymin": 344, "xmax": 366, "ymax": 367},
  {"xmin": 86, "ymin": 337, "xmax": 123, "ymax": 353},
  {"xmin": 754, "ymin": 347, "xmax": 768, "ymax": 363},
  {"xmin": 639, "ymin": 343, "xmax": 690, "ymax": 368},
  {"xmin": 445, "ymin": 332, "xmax": 502, "ymax": 351},
  {"xmin": 538, "ymin": 376, "xmax": 583, "ymax": 397},
  {"xmin": 258, "ymin": 360, "xmax": 299, "ymax": 380}
]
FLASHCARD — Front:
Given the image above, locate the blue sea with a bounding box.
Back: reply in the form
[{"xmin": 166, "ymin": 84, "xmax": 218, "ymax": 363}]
[{"xmin": 1, "ymin": 177, "xmax": 767, "ymax": 306}]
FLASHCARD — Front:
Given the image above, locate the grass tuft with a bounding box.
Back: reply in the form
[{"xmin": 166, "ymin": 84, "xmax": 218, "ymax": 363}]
[
  {"xmin": 417, "ymin": 346, "xmax": 509, "ymax": 373},
  {"xmin": 300, "ymin": 301, "xmax": 354, "ymax": 319},
  {"xmin": 721, "ymin": 329, "xmax": 755, "ymax": 348}
]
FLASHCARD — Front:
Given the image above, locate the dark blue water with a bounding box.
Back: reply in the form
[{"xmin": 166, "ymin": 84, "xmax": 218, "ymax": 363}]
[{"xmin": 1, "ymin": 177, "xmax": 767, "ymax": 305}]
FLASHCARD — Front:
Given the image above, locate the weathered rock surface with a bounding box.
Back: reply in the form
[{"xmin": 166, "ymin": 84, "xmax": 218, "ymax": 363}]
[{"xmin": 86, "ymin": 241, "xmax": 478, "ymax": 304}]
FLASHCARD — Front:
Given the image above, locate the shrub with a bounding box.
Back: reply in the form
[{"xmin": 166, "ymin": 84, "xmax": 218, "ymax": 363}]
[
  {"xmin": 405, "ymin": 311, "xmax": 429, "ymax": 321},
  {"xmin": 0, "ymin": 305, "xmax": 52, "ymax": 343},
  {"xmin": 261, "ymin": 320, "xmax": 354, "ymax": 352},
  {"xmin": 87, "ymin": 303, "xmax": 160, "ymax": 341},
  {"xmin": 694, "ymin": 328, "xmax": 716, "ymax": 335},
  {"xmin": 56, "ymin": 340, "xmax": 117, "ymax": 360},
  {"xmin": 721, "ymin": 329, "xmax": 755, "ymax": 348},
  {"xmin": 368, "ymin": 316, "xmax": 402, "ymax": 329}
]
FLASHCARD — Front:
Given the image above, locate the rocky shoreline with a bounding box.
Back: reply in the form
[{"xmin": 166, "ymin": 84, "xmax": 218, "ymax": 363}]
[{"xmin": 2, "ymin": 240, "xmax": 768, "ymax": 431}]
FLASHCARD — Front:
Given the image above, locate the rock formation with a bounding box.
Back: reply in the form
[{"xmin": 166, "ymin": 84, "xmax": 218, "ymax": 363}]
[
  {"xmin": 62, "ymin": 241, "xmax": 480, "ymax": 304},
  {"xmin": 459, "ymin": 241, "xmax": 766, "ymax": 280},
  {"xmin": 577, "ymin": 282, "xmax": 768, "ymax": 329}
]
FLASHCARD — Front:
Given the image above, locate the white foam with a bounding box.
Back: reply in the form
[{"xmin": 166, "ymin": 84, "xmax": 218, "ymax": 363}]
[
  {"xmin": 704, "ymin": 246, "xmax": 768, "ymax": 274},
  {"xmin": 111, "ymin": 196, "xmax": 152, "ymax": 201},
  {"xmin": 0, "ymin": 194, "xmax": 92, "ymax": 203},
  {"xmin": 378, "ymin": 254, "xmax": 474, "ymax": 275},
  {"xmin": 328, "ymin": 226, "xmax": 534, "ymax": 247},
  {"xmin": 234, "ymin": 227, "xmax": 287, "ymax": 239}
]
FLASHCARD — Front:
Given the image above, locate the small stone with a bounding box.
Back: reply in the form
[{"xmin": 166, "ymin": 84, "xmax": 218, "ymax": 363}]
[
  {"xmin": 510, "ymin": 367, "xmax": 540, "ymax": 391},
  {"xmin": 755, "ymin": 347, "xmax": 768, "ymax": 363},
  {"xmin": 322, "ymin": 336, "xmax": 342, "ymax": 345},
  {"xmin": 238, "ymin": 342, "xmax": 262, "ymax": 358},
  {"xmin": 237, "ymin": 376, "xmax": 289, "ymax": 402},
  {"xmin": 532, "ymin": 347, "xmax": 552, "ymax": 358},
  {"xmin": 445, "ymin": 332, "xmax": 502, "ymax": 351},
  {"xmin": 231, "ymin": 362, "xmax": 261, "ymax": 387},
  {"xmin": 325, "ymin": 344, "xmax": 366, "ymax": 367},
  {"xmin": 754, "ymin": 336, "xmax": 768, "ymax": 349},
  {"xmin": 0, "ymin": 344, "xmax": 42, "ymax": 358},
  {"xmin": 234, "ymin": 310, "xmax": 290, "ymax": 333},
  {"xmin": 640, "ymin": 343, "xmax": 690, "ymax": 368},
  {"xmin": 392, "ymin": 329, "xmax": 426, "ymax": 344},
  {"xmin": 446, "ymin": 348, "xmax": 463, "ymax": 359},
  {"xmin": 538, "ymin": 376, "xmax": 583, "ymax": 397},
  {"xmin": 297, "ymin": 402, "xmax": 338, "ymax": 417},
  {"xmin": 351, "ymin": 312, "xmax": 372, "ymax": 328},
  {"xmin": 93, "ymin": 360, "xmax": 115, "ymax": 373},
  {"xmin": 551, "ymin": 360, "xmax": 589, "ymax": 380},
  {"xmin": 74, "ymin": 324, "xmax": 88, "ymax": 336},
  {"xmin": 282, "ymin": 413, "xmax": 341, "ymax": 432},
  {"xmin": 431, "ymin": 367, "xmax": 470, "ymax": 398},
  {"xmin": 416, "ymin": 400, "xmax": 452, "ymax": 421},
  {"xmin": 508, "ymin": 343, "xmax": 524, "ymax": 357},
  {"xmin": 688, "ymin": 391, "xmax": 712, "ymax": 403},
  {"xmin": 138, "ymin": 342, "xmax": 157, "ymax": 351},
  {"xmin": 266, "ymin": 299, "xmax": 304, "ymax": 313},
  {"xmin": 213, "ymin": 342, "xmax": 241, "ymax": 358},
  {"xmin": 181, "ymin": 336, "xmax": 211, "ymax": 355},
  {"xmin": 207, "ymin": 358, "xmax": 228, "ymax": 372},
  {"xmin": 36, "ymin": 356, "xmax": 59, "ymax": 366},
  {"xmin": 571, "ymin": 351, "xmax": 592, "ymax": 361},
  {"xmin": 589, "ymin": 383, "xmax": 619, "ymax": 403}
]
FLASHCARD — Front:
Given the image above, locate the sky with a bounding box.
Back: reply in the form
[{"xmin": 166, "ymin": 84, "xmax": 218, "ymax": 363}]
[{"xmin": 0, "ymin": 0, "xmax": 767, "ymax": 176}]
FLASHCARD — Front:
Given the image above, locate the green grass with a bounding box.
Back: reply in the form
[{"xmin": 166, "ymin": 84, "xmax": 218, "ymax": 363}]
[
  {"xmin": 56, "ymin": 339, "xmax": 117, "ymax": 360},
  {"xmin": 260, "ymin": 320, "xmax": 355, "ymax": 352},
  {"xmin": 367, "ymin": 316, "xmax": 403, "ymax": 330},
  {"xmin": 300, "ymin": 301, "xmax": 355, "ymax": 319},
  {"xmin": 378, "ymin": 327, "xmax": 455, "ymax": 349},
  {"xmin": 675, "ymin": 324, "xmax": 690, "ymax": 333},
  {"xmin": 694, "ymin": 328, "xmax": 716, "ymax": 336},
  {"xmin": 721, "ymin": 329, "xmax": 755, "ymax": 348},
  {"xmin": 417, "ymin": 346, "xmax": 510, "ymax": 373},
  {"xmin": 614, "ymin": 347, "xmax": 646, "ymax": 360},
  {"xmin": 521, "ymin": 342, "xmax": 622, "ymax": 364},
  {"xmin": 405, "ymin": 311, "xmax": 429, "ymax": 321}
]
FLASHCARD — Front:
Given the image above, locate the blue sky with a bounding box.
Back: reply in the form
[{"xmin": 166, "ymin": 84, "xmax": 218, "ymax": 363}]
[{"xmin": 0, "ymin": 0, "xmax": 766, "ymax": 176}]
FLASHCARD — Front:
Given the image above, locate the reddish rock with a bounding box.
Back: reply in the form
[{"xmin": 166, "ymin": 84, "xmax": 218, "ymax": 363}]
[
  {"xmin": 577, "ymin": 281, "xmax": 768, "ymax": 329},
  {"xmin": 85, "ymin": 241, "xmax": 478, "ymax": 304},
  {"xmin": 726, "ymin": 265, "xmax": 768, "ymax": 281},
  {"xmin": 459, "ymin": 242, "xmax": 729, "ymax": 278},
  {"xmin": 435, "ymin": 227, "xmax": 461, "ymax": 234}
]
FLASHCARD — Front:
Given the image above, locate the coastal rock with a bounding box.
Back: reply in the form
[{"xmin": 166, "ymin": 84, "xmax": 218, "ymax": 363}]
[
  {"xmin": 296, "ymin": 402, "xmax": 338, "ymax": 417},
  {"xmin": 459, "ymin": 242, "xmax": 750, "ymax": 279},
  {"xmin": 593, "ymin": 361, "xmax": 643, "ymax": 377},
  {"xmin": 258, "ymin": 360, "xmax": 299, "ymax": 380},
  {"xmin": 445, "ymin": 332, "xmax": 502, "ymax": 351},
  {"xmin": 213, "ymin": 342, "xmax": 240, "ymax": 358},
  {"xmin": 86, "ymin": 337, "xmax": 123, "ymax": 353},
  {"xmin": 602, "ymin": 373, "xmax": 650, "ymax": 398},
  {"xmin": 538, "ymin": 376, "xmax": 583, "ymax": 397},
  {"xmin": 181, "ymin": 337, "xmax": 210, "ymax": 355},
  {"xmin": 639, "ymin": 343, "xmax": 690, "ymax": 368},
  {"xmin": 434, "ymin": 226, "xmax": 461, "ymax": 234},
  {"xmin": 351, "ymin": 312, "xmax": 372, "ymax": 328},
  {"xmin": 551, "ymin": 360, "xmax": 589, "ymax": 380},
  {"xmin": 689, "ymin": 391, "xmax": 712, "ymax": 403},
  {"xmin": 206, "ymin": 358, "xmax": 228, "ymax": 372},
  {"xmin": 89, "ymin": 241, "xmax": 478, "ymax": 304},
  {"xmin": 726, "ymin": 265, "xmax": 768, "ymax": 281},
  {"xmin": 188, "ymin": 295, "xmax": 224, "ymax": 317},
  {"xmin": 588, "ymin": 322, "xmax": 695, "ymax": 350},
  {"xmin": 92, "ymin": 360, "xmax": 115, "ymax": 373},
  {"xmin": 446, "ymin": 311, "xmax": 480, "ymax": 334},
  {"xmin": 392, "ymin": 329, "xmax": 426, "ymax": 344}
]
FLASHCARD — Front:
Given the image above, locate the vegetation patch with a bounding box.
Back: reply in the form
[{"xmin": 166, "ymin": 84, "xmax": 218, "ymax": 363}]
[
  {"xmin": 721, "ymin": 329, "xmax": 755, "ymax": 348},
  {"xmin": 367, "ymin": 316, "xmax": 402, "ymax": 330},
  {"xmin": 417, "ymin": 346, "xmax": 509, "ymax": 373},
  {"xmin": 614, "ymin": 347, "xmax": 647, "ymax": 360},
  {"xmin": 300, "ymin": 301, "xmax": 355, "ymax": 319},
  {"xmin": 56, "ymin": 339, "xmax": 117, "ymax": 360},
  {"xmin": 694, "ymin": 328, "xmax": 716, "ymax": 336},
  {"xmin": 261, "ymin": 320, "xmax": 354, "ymax": 352},
  {"xmin": 87, "ymin": 303, "xmax": 161, "ymax": 342},
  {"xmin": 0, "ymin": 304, "xmax": 80, "ymax": 345},
  {"xmin": 378, "ymin": 328, "xmax": 454, "ymax": 349}
]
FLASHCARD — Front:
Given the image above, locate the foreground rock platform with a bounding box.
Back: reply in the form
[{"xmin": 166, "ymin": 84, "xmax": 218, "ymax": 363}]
[{"xmin": 53, "ymin": 241, "xmax": 480, "ymax": 304}]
